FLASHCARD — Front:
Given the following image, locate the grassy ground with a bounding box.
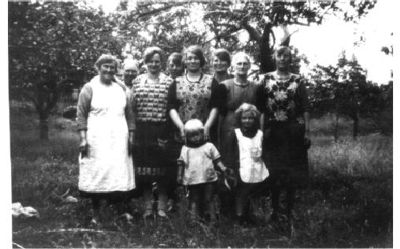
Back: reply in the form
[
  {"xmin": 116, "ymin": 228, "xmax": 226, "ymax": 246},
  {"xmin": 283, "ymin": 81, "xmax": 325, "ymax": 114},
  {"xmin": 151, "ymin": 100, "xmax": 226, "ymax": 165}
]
[{"xmin": 11, "ymin": 103, "xmax": 392, "ymax": 248}]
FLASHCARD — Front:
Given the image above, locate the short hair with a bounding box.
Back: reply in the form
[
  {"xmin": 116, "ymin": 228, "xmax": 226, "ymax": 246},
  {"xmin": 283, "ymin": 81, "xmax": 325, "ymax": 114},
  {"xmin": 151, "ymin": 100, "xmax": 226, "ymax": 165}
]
[
  {"xmin": 94, "ymin": 54, "xmax": 118, "ymax": 71},
  {"xmin": 213, "ymin": 48, "xmax": 231, "ymax": 65},
  {"xmin": 184, "ymin": 45, "xmax": 206, "ymax": 68},
  {"xmin": 231, "ymin": 52, "xmax": 251, "ymax": 65},
  {"xmin": 274, "ymin": 46, "xmax": 292, "ymax": 62},
  {"xmin": 184, "ymin": 119, "xmax": 204, "ymax": 136},
  {"xmin": 167, "ymin": 52, "xmax": 183, "ymax": 66},
  {"xmin": 234, "ymin": 103, "xmax": 261, "ymax": 128},
  {"xmin": 143, "ymin": 46, "xmax": 164, "ymax": 64}
]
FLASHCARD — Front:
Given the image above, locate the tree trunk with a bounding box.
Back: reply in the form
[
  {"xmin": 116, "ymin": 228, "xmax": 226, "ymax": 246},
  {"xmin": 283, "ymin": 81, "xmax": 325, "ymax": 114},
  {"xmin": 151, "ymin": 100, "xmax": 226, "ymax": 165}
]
[
  {"xmin": 39, "ymin": 118, "xmax": 49, "ymax": 140},
  {"xmin": 259, "ymin": 23, "xmax": 275, "ymax": 73},
  {"xmin": 333, "ymin": 113, "xmax": 340, "ymax": 142}
]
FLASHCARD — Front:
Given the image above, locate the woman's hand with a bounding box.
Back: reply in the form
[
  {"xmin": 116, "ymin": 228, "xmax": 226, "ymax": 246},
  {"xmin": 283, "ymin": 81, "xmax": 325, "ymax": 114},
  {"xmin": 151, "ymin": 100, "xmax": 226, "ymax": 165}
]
[
  {"xmin": 79, "ymin": 139, "xmax": 88, "ymax": 158},
  {"xmin": 128, "ymin": 132, "xmax": 135, "ymax": 155},
  {"xmin": 179, "ymin": 124, "xmax": 186, "ymax": 141}
]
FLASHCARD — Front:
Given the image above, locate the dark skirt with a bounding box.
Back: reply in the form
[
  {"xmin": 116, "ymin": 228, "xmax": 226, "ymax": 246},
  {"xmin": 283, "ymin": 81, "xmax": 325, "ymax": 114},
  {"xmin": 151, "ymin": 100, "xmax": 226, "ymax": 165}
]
[
  {"xmin": 263, "ymin": 121, "xmax": 309, "ymax": 188},
  {"xmin": 134, "ymin": 122, "xmax": 171, "ymax": 183}
]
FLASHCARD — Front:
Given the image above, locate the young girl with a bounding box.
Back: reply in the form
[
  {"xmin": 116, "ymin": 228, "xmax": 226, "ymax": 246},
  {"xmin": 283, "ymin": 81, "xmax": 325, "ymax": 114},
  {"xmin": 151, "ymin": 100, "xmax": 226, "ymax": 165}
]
[
  {"xmin": 177, "ymin": 119, "xmax": 230, "ymax": 222},
  {"xmin": 232, "ymin": 103, "xmax": 269, "ymax": 224}
]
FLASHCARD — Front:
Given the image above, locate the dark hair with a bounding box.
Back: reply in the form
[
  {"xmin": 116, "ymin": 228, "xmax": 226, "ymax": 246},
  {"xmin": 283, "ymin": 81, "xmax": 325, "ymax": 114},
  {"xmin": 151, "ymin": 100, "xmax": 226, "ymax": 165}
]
[
  {"xmin": 213, "ymin": 48, "xmax": 231, "ymax": 65},
  {"xmin": 234, "ymin": 103, "xmax": 261, "ymax": 129},
  {"xmin": 167, "ymin": 52, "xmax": 183, "ymax": 66},
  {"xmin": 143, "ymin": 46, "xmax": 164, "ymax": 64},
  {"xmin": 94, "ymin": 54, "xmax": 118, "ymax": 71},
  {"xmin": 184, "ymin": 45, "xmax": 206, "ymax": 67}
]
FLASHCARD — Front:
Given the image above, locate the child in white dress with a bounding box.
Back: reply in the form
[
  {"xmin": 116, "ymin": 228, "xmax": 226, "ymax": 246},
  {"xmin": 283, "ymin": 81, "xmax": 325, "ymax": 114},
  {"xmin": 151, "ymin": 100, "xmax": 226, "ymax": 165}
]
[
  {"xmin": 232, "ymin": 103, "xmax": 269, "ymax": 224},
  {"xmin": 177, "ymin": 119, "xmax": 231, "ymax": 222}
]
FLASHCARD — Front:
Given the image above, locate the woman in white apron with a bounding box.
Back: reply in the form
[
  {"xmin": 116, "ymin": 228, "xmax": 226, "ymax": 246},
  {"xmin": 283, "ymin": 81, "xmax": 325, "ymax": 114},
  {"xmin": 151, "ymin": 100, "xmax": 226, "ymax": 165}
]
[{"xmin": 76, "ymin": 54, "xmax": 135, "ymax": 224}]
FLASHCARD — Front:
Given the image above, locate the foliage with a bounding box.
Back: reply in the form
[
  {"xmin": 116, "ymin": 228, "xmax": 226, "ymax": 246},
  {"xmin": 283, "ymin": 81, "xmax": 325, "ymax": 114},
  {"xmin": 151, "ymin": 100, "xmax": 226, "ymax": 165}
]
[
  {"xmin": 9, "ymin": 1, "xmax": 124, "ymax": 139},
  {"xmin": 307, "ymin": 53, "xmax": 391, "ymax": 138}
]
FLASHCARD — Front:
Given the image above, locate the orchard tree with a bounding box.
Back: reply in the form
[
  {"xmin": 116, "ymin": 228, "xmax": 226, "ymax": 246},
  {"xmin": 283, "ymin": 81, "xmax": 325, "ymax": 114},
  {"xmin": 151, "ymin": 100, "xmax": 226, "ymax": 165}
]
[
  {"xmin": 9, "ymin": 1, "xmax": 123, "ymax": 140},
  {"xmin": 308, "ymin": 53, "xmax": 384, "ymax": 140},
  {"xmin": 114, "ymin": 0, "xmax": 376, "ymax": 73}
]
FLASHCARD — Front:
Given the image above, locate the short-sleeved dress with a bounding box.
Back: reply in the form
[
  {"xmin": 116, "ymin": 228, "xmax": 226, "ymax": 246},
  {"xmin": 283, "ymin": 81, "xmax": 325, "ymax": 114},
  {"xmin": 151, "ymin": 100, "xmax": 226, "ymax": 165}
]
[
  {"xmin": 179, "ymin": 142, "xmax": 221, "ymax": 186},
  {"xmin": 76, "ymin": 76, "xmax": 135, "ymax": 193},
  {"xmin": 218, "ymin": 79, "xmax": 261, "ymax": 168},
  {"xmin": 257, "ymin": 72, "xmax": 310, "ymax": 187},
  {"xmin": 167, "ymin": 73, "xmax": 224, "ymax": 155},
  {"xmin": 130, "ymin": 73, "xmax": 173, "ymax": 182}
]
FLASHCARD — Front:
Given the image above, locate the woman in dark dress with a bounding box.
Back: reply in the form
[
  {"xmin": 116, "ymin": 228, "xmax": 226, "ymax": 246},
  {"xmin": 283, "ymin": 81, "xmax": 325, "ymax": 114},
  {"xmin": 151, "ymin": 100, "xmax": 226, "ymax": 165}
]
[{"xmin": 257, "ymin": 46, "xmax": 311, "ymax": 223}]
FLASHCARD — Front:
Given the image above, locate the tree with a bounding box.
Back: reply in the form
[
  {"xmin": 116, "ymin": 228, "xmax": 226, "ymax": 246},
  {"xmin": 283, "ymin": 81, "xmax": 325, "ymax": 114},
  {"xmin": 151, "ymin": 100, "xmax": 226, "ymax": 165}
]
[
  {"xmin": 9, "ymin": 1, "xmax": 123, "ymax": 140},
  {"xmin": 115, "ymin": 0, "xmax": 376, "ymax": 73},
  {"xmin": 308, "ymin": 53, "xmax": 386, "ymax": 140}
]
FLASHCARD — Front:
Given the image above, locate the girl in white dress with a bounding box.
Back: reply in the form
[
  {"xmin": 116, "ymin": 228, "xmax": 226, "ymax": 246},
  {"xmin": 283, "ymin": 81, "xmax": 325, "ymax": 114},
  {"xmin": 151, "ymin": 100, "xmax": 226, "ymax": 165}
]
[
  {"xmin": 232, "ymin": 103, "xmax": 269, "ymax": 224},
  {"xmin": 76, "ymin": 54, "xmax": 135, "ymax": 224}
]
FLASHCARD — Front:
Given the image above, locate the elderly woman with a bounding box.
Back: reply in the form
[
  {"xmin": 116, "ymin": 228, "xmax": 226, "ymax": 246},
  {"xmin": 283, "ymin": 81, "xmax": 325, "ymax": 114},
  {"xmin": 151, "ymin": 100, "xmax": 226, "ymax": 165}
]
[
  {"xmin": 130, "ymin": 47, "xmax": 174, "ymax": 219},
  {"xmin": 257, "ymin": 46, "xmax": 311, "ymax": 223},
  {"xmin": 122, "ymin": 60, "xmax": 139, "ymax": 88},
  {"xmin": 77, "ymin": 54, "xmax": 135, "ymax": 224},
  {"xmin": 219, "ymin": 52, "xmax": 262, "ymax": 169}
]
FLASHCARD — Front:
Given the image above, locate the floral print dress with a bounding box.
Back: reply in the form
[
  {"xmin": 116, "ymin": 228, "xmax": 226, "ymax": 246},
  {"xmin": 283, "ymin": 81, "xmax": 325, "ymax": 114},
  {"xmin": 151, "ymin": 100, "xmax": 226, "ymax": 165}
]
[{"xmin": 258, "ymin": 72, "xmax": 310, "ymax": 187}]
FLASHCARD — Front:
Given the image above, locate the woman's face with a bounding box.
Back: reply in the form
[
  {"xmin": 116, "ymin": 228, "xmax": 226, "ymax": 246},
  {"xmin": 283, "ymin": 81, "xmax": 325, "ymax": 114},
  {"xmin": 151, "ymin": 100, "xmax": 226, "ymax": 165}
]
[
  {"xmin": 167, "ymin": 60, "xmax": 184, "ymax": 79},
  {"xmin": 233, "ymin": 55, "xmax": 250, "ymax": 77},
  {"xmin": 99, "ymin": 62, "xmax": 116, "ymax": 83},
  {"xmin": 275, "ymin": 49, "xmax": 291, "ymax": 71},
  {"xmin": 212, "ymin": 56, "xmax": 229, "ymax": 74},
  {"xmin": 241, "ymin": 111, "xmax": 257, "ymax": 130},
  {"xmin": 146, "ymin": 53, "xmax": 162, "ymax": 75},
  {"xmin": 185, "ymin": 52, "xmax": 201, "ymax": 72}
]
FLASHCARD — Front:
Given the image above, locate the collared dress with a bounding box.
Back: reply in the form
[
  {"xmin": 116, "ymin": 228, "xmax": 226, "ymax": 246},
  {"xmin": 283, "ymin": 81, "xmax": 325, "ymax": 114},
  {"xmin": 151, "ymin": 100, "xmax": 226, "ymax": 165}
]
[
  {"xmin": 257, "ymin": 72, "xmax": 311, "ymax": 187},
  {"xmin": 130, "ymin": 73, "xmax": 173, "ymax": 182},
  {"xmin": 76, "ymin": 75, "xmax": 135, "ymax": 194}
]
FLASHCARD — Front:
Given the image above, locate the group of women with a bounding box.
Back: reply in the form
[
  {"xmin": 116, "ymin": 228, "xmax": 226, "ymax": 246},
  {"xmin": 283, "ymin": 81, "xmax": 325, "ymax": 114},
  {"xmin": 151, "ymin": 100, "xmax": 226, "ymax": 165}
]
[{"xmin": 76, "ymin": 45, "xmax": 311, "ymax": 225}]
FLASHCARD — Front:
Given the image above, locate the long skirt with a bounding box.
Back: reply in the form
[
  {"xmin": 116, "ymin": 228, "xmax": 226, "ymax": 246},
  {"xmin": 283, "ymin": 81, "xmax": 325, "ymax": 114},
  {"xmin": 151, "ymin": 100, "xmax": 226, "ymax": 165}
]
[{"xmin": 263, "ymin": 121, "xmax": 309, "ymax": 188}]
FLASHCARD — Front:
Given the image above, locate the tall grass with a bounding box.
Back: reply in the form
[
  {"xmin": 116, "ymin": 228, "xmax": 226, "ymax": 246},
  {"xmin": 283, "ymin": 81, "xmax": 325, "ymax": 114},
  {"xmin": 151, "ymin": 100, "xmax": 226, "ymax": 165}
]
[{"xmin": 10, "ymin": 102, "xmax": 393, "ymax": 248}]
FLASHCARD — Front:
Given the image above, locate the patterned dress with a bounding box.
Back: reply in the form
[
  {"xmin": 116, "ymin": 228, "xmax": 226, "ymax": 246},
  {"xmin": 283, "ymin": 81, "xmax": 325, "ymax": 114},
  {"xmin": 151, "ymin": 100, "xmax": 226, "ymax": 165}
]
[
  {"xmin": 257, "ymin": 72, "xmax": 310, "ymax": 187},
  {"xmin": 218, "ymin": 79, "xmax": 261, "ymax": 168},
  {"xmin": 167, "ymin": 73, "xmax": 224, "ymax": 144},
  {"xmin": 130, "ymin": 73, "xmax": 173, "ymax": 182}
]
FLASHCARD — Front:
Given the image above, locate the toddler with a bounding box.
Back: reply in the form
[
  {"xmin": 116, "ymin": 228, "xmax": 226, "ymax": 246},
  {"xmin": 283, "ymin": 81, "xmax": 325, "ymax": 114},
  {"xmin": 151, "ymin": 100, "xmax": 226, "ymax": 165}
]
[{"xmin": 177, "ymin": 119, "xmax": 230, "ymax": 222}]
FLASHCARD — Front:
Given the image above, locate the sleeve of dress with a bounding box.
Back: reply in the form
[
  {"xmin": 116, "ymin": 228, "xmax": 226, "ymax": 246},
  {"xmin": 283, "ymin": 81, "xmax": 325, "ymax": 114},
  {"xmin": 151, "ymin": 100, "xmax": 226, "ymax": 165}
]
[
  {"xmin": 209, "ymin": 143, "xmax": 222, "ymax": 161},
  {"xmin": 125, "ymin": 89, "xmax": 136, "ymax": 131},
  {"xmin": 167, "ymin": 80, "xmax": 179, "ymax": 111},
  {"xmin": 76, "ymin": 83, "xmax": 92, "ymax": 131},
  {"xmin": 297, "ymin": 79, "xmax": 311, "ymax": 114},
  {"xmin": 232, "ymin": 132, "xmax": 240, "ymax": 172},
  {"xmin": 209, "ymin": 80, "xmax": 226, "ymax": 110}
]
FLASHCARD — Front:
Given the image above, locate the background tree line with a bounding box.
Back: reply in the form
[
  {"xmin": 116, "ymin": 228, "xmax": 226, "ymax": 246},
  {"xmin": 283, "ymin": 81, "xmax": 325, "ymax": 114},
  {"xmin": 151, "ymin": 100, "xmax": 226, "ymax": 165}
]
[{"xmin": 8, "ymin": 0, "xmax": 392, "ymax": 140}]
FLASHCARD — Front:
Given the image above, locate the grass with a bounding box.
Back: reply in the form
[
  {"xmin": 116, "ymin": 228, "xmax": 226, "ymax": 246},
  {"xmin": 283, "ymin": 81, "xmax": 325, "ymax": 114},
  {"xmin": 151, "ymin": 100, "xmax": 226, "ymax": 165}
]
[{"xmin": 10, "ymin": 103, "xmax": 392, "ymax": 248}]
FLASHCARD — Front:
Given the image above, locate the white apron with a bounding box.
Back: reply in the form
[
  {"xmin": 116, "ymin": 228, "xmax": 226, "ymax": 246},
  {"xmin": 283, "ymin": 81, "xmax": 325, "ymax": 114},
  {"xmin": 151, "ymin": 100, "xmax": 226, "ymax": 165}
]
[
  {"xmin": 234, "ymin": 129, "xmax": 269, "ymax": 183},
  {"xmin": 78, "ymin": 79, "xmax": 135, "ymax": 192}
]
